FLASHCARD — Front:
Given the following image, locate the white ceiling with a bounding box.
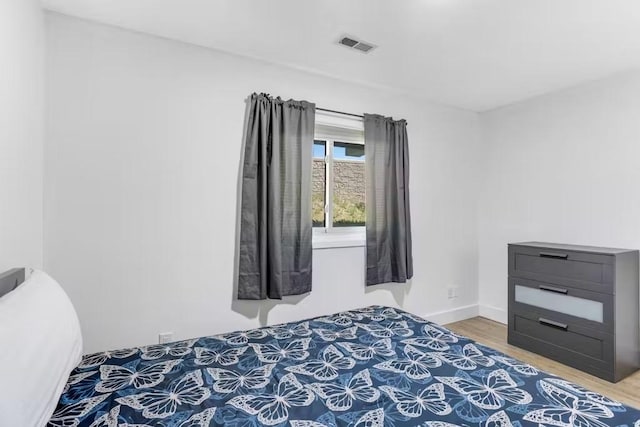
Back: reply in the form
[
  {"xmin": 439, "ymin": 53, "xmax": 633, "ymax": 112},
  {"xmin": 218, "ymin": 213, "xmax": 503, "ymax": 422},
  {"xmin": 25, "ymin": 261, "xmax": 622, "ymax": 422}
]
[{"xmin": 42, "ymin": 0, "xmax": 640, "ymax": 111}]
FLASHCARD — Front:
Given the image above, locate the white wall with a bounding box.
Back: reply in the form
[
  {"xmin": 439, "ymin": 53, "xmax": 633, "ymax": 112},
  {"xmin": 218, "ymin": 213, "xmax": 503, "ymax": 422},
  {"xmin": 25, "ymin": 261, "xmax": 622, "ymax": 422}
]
[
  {"xmin": 478, "ymin": 71, "xmax": 640, "ymax": 322},
  {"xmin": 45, "ymin": 13, "xmax": 480, "ymax": 353},
  {"xmin": 0, "ymin": 0, "xmax": 44, "ymax": 272}
]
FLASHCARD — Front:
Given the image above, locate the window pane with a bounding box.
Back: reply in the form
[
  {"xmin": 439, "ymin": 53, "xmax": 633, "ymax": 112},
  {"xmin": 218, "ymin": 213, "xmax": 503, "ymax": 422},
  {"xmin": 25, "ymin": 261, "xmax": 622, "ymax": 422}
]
[
  {"xmin": 333, "ymin": 141, "xmax": 365, "ymax": 161},
  {"xmin": 333, "ymin": 143, "xmax": 365, "ymax": 227},
  {"xmin": 313, "ymin": 140, "xmax": 326, "ymax": 158},
  {"xmin": 312, "ymin": 140, "xmax": 326, "ymax": 227}
]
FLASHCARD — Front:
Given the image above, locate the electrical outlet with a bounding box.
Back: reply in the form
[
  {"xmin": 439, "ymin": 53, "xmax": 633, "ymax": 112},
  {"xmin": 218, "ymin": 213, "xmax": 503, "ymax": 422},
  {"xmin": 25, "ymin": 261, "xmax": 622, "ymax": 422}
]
[
  {"xmin": 447, "ymin": 287, "xmax": 459, "ymax": 299},
  {"xmin": 158, "ymin": 332, "xmax": 173, "ymax": 344}
]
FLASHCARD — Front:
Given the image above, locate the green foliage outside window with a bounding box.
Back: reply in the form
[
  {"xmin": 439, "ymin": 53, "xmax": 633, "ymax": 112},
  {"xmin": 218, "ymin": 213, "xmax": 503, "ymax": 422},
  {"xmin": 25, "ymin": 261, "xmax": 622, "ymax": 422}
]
[{"xmin": 313, "ymin": 193, "xmax": 365, "ymax": 227}]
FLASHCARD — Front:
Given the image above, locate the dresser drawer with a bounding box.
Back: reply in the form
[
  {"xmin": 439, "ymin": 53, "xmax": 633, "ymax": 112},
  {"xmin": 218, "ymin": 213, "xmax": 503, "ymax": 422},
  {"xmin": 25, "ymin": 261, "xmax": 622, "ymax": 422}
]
[
  {"xmin": 509, "ymin": 244, "xmax": 614, "ymax": 293},
  {"xmin": 508, "ymin": 312, "xmax": 614, "ymax": 381},
  {"xmin": 509, "ymin": 278, "xmax": 613, "ymax": 332}
]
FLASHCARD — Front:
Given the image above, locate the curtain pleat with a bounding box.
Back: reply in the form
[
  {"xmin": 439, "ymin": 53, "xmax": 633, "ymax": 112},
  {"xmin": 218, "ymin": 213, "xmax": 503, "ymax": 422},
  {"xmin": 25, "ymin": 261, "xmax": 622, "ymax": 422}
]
[
  {"xmin": 238, "ymin": 93, "xmax": 315, "ymax": 300},
  {"xmin": 364, "ymin": 114, "xmax": 413, "ymax": 286}
]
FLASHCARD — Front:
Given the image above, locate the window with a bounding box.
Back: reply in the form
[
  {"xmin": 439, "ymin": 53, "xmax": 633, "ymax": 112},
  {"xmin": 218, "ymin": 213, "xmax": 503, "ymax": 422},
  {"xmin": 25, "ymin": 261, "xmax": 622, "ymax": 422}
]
[
  {"xmin": 312, "ymin": 140, "xmax": 327, "ymax": 227},
  {"xmin": 312, "ymin": 112, "xmax": 365, "ymax": 247}
]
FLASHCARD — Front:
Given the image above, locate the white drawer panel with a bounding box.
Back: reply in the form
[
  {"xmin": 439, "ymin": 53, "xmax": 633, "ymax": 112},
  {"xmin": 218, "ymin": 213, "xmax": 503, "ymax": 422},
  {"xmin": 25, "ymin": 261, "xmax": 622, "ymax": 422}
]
[{"xmin": 515, "ymin": 284, "xmax": 604, "ymax": 323}]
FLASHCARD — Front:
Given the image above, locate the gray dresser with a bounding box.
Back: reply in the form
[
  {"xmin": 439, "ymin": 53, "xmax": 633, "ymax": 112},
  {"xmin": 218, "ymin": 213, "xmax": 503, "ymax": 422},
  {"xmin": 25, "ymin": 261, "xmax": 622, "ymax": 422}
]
[{"xmin": 508, "ymin": 242, "xmax": 639, "ymax": 382}]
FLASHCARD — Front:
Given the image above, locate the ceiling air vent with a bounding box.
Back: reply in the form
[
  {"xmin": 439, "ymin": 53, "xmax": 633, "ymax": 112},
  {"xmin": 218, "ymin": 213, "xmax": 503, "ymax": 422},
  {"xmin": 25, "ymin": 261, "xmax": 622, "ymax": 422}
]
[{"xmin": 338, "ymin": 35, "xmax": 376, "ymax": 54}]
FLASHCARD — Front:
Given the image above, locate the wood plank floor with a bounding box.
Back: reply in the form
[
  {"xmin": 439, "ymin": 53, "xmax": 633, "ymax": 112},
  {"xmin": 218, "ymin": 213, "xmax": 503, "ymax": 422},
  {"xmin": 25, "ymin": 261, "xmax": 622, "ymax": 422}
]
[{"xmin": 445, "ymin": 316, "xmax": 640, "ymax": 408}]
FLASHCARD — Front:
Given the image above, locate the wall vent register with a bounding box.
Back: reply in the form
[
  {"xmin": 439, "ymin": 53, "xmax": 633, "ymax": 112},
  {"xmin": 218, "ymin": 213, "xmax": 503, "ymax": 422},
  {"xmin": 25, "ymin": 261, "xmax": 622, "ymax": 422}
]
[{"xmin": 507, "ymin": 242, "xmax": 639, "ymax": 382}]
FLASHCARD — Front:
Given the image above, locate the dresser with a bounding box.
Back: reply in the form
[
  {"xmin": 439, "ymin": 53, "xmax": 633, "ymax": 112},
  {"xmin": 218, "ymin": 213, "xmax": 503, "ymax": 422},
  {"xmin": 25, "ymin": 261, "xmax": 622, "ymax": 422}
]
[{"xmin": 508, "ymin": 242, "xmax": 639, "ymax": 382}]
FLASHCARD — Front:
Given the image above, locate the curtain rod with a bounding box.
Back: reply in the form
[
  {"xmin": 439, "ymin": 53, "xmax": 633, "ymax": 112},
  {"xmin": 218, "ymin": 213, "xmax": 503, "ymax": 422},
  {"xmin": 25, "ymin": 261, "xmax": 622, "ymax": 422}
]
[{"xmin": 316, "ymin": 107, "xmax": 364, "ymax": 119}]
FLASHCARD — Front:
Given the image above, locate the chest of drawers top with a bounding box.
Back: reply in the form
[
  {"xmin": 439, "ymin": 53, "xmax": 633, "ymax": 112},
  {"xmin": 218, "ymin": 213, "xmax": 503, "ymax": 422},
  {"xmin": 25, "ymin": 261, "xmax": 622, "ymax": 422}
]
[{"xmin": 511, "ymin": 241, "xmax": 635, "ymax": 255}]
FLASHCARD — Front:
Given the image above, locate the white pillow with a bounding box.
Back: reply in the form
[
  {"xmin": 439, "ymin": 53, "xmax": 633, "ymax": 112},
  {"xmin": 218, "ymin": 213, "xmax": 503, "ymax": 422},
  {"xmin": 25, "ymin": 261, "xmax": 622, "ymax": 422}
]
[{"xmin": 0, "ymin": 270, "xmax": 83, "ymax": 427}]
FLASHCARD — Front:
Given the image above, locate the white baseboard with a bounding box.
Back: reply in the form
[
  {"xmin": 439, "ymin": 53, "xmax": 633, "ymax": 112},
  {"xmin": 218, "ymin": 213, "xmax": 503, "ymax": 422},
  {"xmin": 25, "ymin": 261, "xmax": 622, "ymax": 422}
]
[
  {"xmin": 478, "ymin": 304, "xmax": 508, "ymax": 324},
  {"xmin": 423, "ymin": 304, "xmax": 479, "ymax": 325},
  {"xmin": 420, "ymin": 304, "xmax": 508, "ymax": 326}
]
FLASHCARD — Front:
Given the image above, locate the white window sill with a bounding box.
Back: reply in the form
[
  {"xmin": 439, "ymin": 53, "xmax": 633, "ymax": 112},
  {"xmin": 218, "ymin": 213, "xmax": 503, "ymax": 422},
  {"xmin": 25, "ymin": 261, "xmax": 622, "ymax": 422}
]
[
  {"xmin": 312, "ymin": 232, "xmax": 365, "ymax": 249},
  {"xmin": 313, "ymin": 234, "xmax": 366, "ymax": 249}
]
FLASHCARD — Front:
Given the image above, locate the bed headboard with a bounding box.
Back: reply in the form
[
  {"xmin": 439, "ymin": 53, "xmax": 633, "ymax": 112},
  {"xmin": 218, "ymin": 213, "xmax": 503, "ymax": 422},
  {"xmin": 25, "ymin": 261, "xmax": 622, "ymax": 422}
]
[{"xmin": 0, "ymin": 268, "xmax": 26, "ymax": 298}]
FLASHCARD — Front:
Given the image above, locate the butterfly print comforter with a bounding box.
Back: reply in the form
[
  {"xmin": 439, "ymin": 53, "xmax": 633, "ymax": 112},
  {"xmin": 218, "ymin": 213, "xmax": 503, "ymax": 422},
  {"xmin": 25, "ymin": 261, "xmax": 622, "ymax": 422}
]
[{"xmin": 48, "ymin": 305, "xmax": 640, "ymax": 427}]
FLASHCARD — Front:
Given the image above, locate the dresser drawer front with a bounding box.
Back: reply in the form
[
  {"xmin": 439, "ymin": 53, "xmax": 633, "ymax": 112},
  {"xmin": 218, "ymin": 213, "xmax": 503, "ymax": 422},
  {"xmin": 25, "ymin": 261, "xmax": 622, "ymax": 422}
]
[
  {"xmin": 509, "ymin": 278, "xmax": 613, "ymax": 332},
  {"xmin": 509, "ymin": 245, "xmax": 614, "ymax": 293},
  {"xmin": 509, "ymin": 313, "xmax": 614, "ymax": 380}
]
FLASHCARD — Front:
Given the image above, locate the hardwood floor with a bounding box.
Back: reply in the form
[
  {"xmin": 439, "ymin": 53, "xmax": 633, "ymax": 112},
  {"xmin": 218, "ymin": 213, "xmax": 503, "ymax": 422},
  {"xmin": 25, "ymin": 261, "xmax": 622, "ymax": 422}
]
[{"xmin": 445, "ymin": 316, "xmax": 640, "ymax": 409}]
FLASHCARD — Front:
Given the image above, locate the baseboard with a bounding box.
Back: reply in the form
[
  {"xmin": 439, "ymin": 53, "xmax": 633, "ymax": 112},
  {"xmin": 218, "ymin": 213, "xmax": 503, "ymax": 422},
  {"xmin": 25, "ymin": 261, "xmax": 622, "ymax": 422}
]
[
  {"xmin": 478, "ymin": 304, "xmax": 508, "ymax": 324},
  {"xmin": 423, "ymin": 304, "xmax": 479, "ymax": 325}
]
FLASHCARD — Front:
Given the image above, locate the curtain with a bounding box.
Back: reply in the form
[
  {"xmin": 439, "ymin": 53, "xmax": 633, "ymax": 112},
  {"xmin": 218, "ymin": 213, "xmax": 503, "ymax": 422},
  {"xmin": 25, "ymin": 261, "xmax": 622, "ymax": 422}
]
[
  {"xmin": 238, "ymin": 93, "xmax": 315, "ymax": 300},
  {"xmin": 364, "ymin": 114, "xmax": 413, "ymax": 286}
]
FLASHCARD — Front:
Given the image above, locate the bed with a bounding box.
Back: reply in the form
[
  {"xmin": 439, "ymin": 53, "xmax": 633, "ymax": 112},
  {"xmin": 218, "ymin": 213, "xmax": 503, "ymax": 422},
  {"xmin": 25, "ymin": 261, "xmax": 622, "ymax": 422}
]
[{"xmin": 2, "ymin": 269, "xmax": 640, "ymax": 427}]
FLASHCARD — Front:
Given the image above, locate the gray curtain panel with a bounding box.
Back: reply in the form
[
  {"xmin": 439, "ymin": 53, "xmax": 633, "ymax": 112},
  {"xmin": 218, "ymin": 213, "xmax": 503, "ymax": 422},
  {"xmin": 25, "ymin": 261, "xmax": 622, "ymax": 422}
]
[
  {"xmin": 364, "ymin": 114, "xmax": 413, "ymax": 285},
  {"xmin": 238, "ymin": 93, "xmax": 315, "ymax": 300}
]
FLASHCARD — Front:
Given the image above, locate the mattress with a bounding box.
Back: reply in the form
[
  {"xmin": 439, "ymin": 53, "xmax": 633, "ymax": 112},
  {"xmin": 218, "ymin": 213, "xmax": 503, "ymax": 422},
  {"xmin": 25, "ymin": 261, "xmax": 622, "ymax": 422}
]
[{"xmin": 48, "ymin": 305, "xmax": 640, "ymax": 426}]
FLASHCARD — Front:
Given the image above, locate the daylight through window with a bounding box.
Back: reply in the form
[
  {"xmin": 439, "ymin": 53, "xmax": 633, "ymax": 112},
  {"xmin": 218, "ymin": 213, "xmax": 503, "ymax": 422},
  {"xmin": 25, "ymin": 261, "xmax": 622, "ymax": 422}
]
[{"xmin": 312, "ymin": 137, "xmax": 365, "ymax": 230}]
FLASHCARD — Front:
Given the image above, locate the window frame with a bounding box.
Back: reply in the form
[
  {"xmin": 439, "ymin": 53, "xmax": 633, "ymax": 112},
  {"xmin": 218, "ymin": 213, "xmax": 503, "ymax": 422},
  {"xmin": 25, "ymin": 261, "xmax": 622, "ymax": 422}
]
[{"xmin": 312, "ymin": 113, "xmax": 366, "ymax": 248}]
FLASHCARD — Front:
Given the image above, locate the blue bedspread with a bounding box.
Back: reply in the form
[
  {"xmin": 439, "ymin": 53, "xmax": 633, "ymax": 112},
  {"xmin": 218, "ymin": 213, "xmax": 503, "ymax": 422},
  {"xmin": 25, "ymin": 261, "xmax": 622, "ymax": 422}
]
[{"xmin": 48, "ymin": 306, "xmax": 640, "ymax": 427}]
